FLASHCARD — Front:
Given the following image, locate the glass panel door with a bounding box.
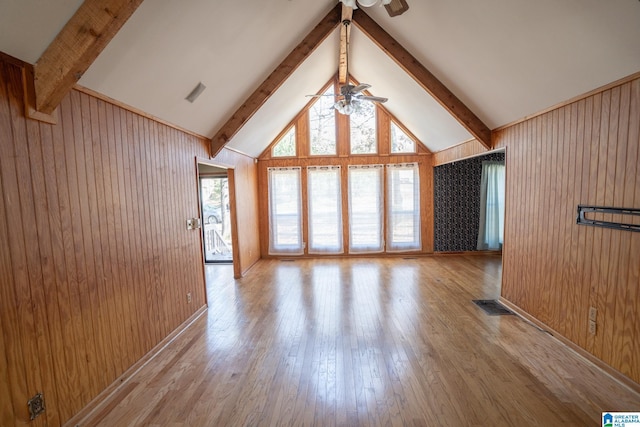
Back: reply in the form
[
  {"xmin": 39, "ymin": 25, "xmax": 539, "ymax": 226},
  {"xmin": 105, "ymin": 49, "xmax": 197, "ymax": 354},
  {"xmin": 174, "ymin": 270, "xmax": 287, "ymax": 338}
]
[{"xmin": 200, "ymin": 176, "xmax": 233, "ymax": 263}]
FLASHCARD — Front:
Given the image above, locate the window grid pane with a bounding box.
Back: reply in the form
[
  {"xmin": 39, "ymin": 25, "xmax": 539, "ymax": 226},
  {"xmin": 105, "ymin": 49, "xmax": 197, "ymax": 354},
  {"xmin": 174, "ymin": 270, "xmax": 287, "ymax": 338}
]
[
  {"xmin": 308, "ymin": 166, "xmax": 343, "ymax": 254},
  {"xmin": 268, "ymin": 167, "xmax": 303, "ymax": 255},
  {"xmin": 390, "ymin": 122, "xmax": 415, "ymax": 153},
  {"xmin": 309, "ymin": 86, "xmax": 337, "ymax": 155},
  {"xmin": 350, "ymin": 101, "xmax": 377, "ymax": 154},
  {"xmin": 387, "ymin": 163, "xmax": 421, "ymax": 251},
  {"xmin": 272, "ymin": 126, "xmax": 296, "ymax": 157},
  {"xmin": 348, "ymin": 165, "xmax": 383, "ymax": 253}
]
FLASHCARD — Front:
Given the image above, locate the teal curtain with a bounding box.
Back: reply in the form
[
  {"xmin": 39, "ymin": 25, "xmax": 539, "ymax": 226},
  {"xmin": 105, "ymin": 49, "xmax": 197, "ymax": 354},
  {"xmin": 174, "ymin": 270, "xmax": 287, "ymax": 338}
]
[{"xmin": 477, "ymin": 161, "xmax": 505, "ymax": 250}]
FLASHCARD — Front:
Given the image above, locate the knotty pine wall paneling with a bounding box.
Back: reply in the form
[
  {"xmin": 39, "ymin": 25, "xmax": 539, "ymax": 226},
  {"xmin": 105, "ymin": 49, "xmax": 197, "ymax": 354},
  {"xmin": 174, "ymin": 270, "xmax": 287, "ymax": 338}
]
[
  {"xmin": 0, "ymin": 55, "xmax": 224, "ymax": 425},
  {"xmin": 498, "ymin": 76, "xmax": 640, "ymax": 385},
  {"xmin": 209, "ymin": 148, "xmax": 261, "ymax": 277}
]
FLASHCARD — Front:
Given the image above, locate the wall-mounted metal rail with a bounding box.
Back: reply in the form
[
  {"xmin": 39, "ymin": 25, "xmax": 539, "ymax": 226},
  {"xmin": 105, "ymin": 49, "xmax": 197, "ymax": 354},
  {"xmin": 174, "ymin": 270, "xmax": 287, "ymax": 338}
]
[{"xmin": 576, "ymin": 205, "xmax": 640, "ymax": 232}]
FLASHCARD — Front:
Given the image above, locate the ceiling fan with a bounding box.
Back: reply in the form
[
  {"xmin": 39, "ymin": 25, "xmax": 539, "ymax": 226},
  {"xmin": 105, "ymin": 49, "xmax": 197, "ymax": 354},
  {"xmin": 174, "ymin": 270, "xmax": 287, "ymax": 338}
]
[
  {"xmin": 340, "ymin": 0, "xmax": 409, "ymax": 17},
  {"xmin": 307, "ymin": 12, "xmax": 387, "ymax": 115}
]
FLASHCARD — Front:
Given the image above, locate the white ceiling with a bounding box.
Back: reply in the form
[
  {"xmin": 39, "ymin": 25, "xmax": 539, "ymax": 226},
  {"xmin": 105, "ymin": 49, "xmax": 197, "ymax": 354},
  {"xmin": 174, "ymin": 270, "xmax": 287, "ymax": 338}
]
[{"xmin": 1, "ymin": 0, "xmax": 640, "ymax": 157}]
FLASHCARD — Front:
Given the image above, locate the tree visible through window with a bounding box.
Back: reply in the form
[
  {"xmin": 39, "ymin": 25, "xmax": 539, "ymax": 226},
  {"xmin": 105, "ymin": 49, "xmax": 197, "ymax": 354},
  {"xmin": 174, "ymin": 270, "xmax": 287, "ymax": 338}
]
[
  {"xmin": 350, "ymin": 101, "xmax": 377, "ymax": 154},
  {"xmin": 272, "ymin": 126, "xmax": 296, "ymax": 157},
  {"xmin": 390, "ymin": 122, "xmax": 415, "ymax": 153},
  {"xmin": 309, "ymin": 86, "xmax": 337, "ymax": 155}
]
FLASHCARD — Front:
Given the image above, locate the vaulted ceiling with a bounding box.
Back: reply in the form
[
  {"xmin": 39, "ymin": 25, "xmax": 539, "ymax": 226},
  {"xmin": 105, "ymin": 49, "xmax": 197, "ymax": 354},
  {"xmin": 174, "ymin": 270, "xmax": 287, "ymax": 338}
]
[{"xmin": 2, "ymin": 0, "xmax": 640, "ymax": 157}]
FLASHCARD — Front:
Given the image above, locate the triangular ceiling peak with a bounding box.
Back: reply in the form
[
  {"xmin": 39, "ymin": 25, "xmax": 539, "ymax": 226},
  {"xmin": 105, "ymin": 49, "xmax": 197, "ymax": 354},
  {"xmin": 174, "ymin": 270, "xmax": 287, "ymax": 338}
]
[
  {"xmin": 258, "ymin": 75, "xmax": 432, "ymax": 160},
  {"xmin": 213, "ymin": 5, "xmax": 486, "ymax": 157}
]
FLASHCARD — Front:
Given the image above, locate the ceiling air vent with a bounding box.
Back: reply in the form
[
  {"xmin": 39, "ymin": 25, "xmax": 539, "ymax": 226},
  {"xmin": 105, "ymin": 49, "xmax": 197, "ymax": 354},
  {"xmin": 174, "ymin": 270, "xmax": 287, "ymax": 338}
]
[{"xmin": 185, "ymin": 82, "xmax": 206, "ymax": 103}]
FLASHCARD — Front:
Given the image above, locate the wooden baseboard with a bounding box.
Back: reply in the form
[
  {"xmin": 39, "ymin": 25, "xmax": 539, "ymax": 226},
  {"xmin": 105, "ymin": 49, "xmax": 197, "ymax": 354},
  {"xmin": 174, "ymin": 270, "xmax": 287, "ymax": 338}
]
[
  {"xmin": 64, "ymin": 305, "xmax": 208, "ymax": 427},
  {"xmin": 499, "ymin": 297, "xmax": 640, "ymax": 395},
  {"xmin": 433, "ymin": 250, "xmax": 502, "ymax": 256}
]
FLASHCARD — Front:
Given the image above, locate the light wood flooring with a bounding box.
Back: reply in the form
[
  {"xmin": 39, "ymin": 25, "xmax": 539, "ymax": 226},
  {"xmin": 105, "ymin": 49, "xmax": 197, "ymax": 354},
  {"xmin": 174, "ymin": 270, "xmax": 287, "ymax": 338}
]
[{"xmin": 82, "ymin": 255, "xmax": 639, "ymax": 426}]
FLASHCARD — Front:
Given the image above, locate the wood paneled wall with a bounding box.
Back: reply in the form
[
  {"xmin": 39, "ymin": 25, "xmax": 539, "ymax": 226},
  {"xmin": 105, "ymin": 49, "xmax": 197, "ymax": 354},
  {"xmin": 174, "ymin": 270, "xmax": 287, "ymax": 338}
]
[
  {"xmin": 497, "ymin": 76, "xmax": 640, "ymax": 384},
  {"xmin": 208, "ymin": 149, "xmax": 261, "ymax": 277},
  {"xmin": 0, "ymin": 56, "xmax": 218, "ymax": 425},
  {"xmin": 432, "ymin": 138, "xmax": 489, "ymax": 166}
]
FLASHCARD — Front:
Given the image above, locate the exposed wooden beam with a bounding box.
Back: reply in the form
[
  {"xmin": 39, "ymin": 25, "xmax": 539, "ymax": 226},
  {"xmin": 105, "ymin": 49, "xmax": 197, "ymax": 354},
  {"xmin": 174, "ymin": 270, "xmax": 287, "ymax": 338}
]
[
  {"xmin": 211, "ymin": 4, "xmax": 341, "ymax": 158},
  {"xmin": 352, "ymin": 9, "xmax": 492, "ymax": 149},
  {"xmin": 338, "ymin": 5, "xmax": 353, "ymax": 85},
  {"xmin": 33, "ymin": 0, "xmax": 145, "ymax": 115}
]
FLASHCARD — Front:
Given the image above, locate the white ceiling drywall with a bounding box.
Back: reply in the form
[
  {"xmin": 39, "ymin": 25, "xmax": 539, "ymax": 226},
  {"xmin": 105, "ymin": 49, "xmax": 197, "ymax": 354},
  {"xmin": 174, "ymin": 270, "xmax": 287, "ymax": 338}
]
[
  {"xmin": 1, "ymin": 0, "xmax": 639, "ymax": 155},
  {"xmin": 0, "ymin": 0, "xmax": 84, "ymax": 63},
  {"xmin": 363, "ymin": 0, "xmax": 640, "ymax": 129}
]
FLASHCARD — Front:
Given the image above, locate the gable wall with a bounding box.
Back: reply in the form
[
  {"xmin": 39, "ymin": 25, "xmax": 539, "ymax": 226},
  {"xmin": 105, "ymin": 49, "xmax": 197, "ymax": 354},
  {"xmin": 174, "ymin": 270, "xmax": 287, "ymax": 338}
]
[{"xmin": 257, "ymin": 104, "xmax": 434, "ymax": 257}]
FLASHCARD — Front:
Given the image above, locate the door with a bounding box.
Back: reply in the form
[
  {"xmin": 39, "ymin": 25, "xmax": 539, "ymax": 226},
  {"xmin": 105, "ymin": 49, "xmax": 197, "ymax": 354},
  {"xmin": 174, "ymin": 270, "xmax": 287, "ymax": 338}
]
[{"xmin": 200, "ymin": 176, "xmax": 233, "ymax": 263}]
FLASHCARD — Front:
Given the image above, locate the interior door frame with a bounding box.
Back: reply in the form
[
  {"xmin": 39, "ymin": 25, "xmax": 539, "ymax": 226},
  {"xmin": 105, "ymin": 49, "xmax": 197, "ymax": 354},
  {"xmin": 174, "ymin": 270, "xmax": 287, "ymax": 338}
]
[{"xmin": 195, "ymin": 157, "xmax": 242, "ymax": 293}]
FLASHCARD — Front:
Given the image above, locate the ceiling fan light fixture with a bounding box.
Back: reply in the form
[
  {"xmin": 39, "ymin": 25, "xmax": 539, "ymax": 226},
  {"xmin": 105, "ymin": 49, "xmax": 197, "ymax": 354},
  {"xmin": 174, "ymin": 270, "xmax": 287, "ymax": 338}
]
[
  {"xmin": 357, "ymin": 0, "xmax": 377, "ymax": 7},
  {"xmin": 341, "ymin": 0, "xmax": 358, "ymax": 9},
  {"xmin": 334, "ymin": 100, "xmax": 355, "ymax": 115}
]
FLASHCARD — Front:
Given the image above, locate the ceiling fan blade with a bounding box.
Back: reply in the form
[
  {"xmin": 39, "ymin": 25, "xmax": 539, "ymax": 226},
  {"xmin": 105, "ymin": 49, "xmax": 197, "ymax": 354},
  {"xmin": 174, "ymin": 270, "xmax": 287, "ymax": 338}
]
[
  {"xmin": 359, "ymin": 95, "xmax": 388, "ymax": 103},
  {"xmin": 350, "ymin": 83, "xmax": 371, "ymax": 94}
]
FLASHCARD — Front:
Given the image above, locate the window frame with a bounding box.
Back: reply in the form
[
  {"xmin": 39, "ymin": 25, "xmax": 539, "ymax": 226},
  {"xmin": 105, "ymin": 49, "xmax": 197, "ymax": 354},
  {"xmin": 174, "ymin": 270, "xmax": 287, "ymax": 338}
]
[
  {"xmin": 386, "ymin": 162, "xmax": 421, "ymax": 252},
  {"xmin": 347, "ymin": 164, "xmax": 385, "ymax": 254},
  {"xmin": 267, "ymin": 167, "xmax": 304, "ymax": 255},
  {"xmin": 307, "ymin": 165, "xmax": 344, "ymax": 254},
  {"xmin": 271, "ymin": 125, "xmax": 297, "ymax": 158}
]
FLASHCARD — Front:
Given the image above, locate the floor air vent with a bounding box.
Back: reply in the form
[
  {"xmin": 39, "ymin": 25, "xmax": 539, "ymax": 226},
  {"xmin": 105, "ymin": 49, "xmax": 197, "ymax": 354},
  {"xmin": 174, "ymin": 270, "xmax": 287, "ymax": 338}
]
[{"xmin": 472, "ymin": 300, "xmax": 513, "ymax": 316}]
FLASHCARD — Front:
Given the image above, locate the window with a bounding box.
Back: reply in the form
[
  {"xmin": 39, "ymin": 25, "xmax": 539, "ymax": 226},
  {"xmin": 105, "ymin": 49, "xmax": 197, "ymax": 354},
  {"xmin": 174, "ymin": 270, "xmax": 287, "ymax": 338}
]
[
  {"xmin": 309, "ymin": 86, "xmax": 337, "ymax": 155},
  {"xmin": 307, "ymin": 166, "xmax": 343, "ymax": 253},
  {"xmin": 390, "ymin": 122, "xmax": 415, "ymax": 153},
  {"xmin": 348, "ymin": 165, "xmax": 384, "ymax": 253},
  {"xmin": 350, "ymin": 101, "xmax": 377, "ymax": 154},
  {"xmin": 386, "ymin": 163, "xmax": 421, "ymax": 251},
  {"xmin": 268, "ymin": 167, "xmax": 303, "ymax": 255},
  {"xmin": 272, "ymin": 126, "xmax": 296, "ymax": 157}
]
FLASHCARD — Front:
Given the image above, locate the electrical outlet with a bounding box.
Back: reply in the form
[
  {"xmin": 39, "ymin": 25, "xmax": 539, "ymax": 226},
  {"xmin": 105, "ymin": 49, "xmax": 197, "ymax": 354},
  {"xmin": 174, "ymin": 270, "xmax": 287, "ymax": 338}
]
[
  {"xmin": 187, "ymin": 292, "xmax": 192, "ymax": 304},
  {"xmin": 588, "ymin": 319, "xmax": 597, "ymax": 335},
  {"xmin": 589, "ymin": 306, "xmax": 597, "ymax": 322}
]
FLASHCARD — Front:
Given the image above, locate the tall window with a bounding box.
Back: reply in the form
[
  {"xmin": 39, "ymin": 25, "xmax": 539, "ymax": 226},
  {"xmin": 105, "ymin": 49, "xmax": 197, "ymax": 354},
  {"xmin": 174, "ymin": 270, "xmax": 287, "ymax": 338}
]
[
  {"xmin": 386, "ymin": 163, "xmax": 421, "ymax": 251},
  {"xmin": 350, "ymin": 101, "xmax": 377, "ymax": 154},
  {"xmin": 272, "ymin": 126, "xmax": 296, "ymax": 157},
  {"xmin": 348, "ymin": 165, "xmax": 383, "ymax": 253},
  {"xmin": 309, "ymin": 86, "xmax": 336, "ymax": 155},
  {"xmin": 390, "ymin": 122, "xmax": 415, "ymax": 153},
  {"xmin": 307, "ymin": 166, "xmax": 343, "ymax": 253},
  {"xmin": 477, "ymin": 161, "xmax": 505, "ymax": 250},
  {"xmin": 268, "ymin": 167, "xmax": 303, "ymax": 255}
]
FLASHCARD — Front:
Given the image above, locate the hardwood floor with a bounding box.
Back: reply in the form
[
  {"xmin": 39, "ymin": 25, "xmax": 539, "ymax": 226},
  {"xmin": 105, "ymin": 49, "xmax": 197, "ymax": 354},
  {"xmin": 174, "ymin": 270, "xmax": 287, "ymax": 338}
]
[{"xmin": 82, "ymin": 255, "xmax": 639, "ymax": 426}]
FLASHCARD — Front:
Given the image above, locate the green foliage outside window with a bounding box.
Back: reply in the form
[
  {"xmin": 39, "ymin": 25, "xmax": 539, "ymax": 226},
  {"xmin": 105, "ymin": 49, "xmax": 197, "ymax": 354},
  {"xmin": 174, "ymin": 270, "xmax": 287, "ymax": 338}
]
[{"xmin": 272, "ymin": 126, "xmax": 296, "ymax": 157}]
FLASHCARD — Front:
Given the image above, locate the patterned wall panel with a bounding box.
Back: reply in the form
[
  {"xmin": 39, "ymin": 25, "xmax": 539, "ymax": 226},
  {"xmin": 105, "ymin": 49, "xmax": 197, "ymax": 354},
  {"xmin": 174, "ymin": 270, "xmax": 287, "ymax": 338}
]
[{"xmin": 433, "ymin": 152, "xmax": 505, "ymax": 251}]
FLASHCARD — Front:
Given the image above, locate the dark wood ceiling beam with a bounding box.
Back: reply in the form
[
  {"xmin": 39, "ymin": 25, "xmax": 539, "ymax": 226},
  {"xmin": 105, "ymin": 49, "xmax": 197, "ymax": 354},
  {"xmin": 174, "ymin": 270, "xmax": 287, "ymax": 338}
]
[
  {"xmin": 211, "ymin": 4, "xmax": 341, "ymax": 157},
  {"xmin": 352, "ymin": 9, "xmax": 492, "ymax": 149},
  {"xmin": 32, "ymin": 0, "xmax": 145, "ymax": 115}
]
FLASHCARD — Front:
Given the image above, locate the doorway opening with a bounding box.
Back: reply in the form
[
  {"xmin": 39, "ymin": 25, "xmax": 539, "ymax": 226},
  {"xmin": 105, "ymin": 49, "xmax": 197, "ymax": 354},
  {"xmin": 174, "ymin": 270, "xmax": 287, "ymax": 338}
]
[{"xmin": 198, "ymin": 166, "xmax": 233, "ymax": 263}]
